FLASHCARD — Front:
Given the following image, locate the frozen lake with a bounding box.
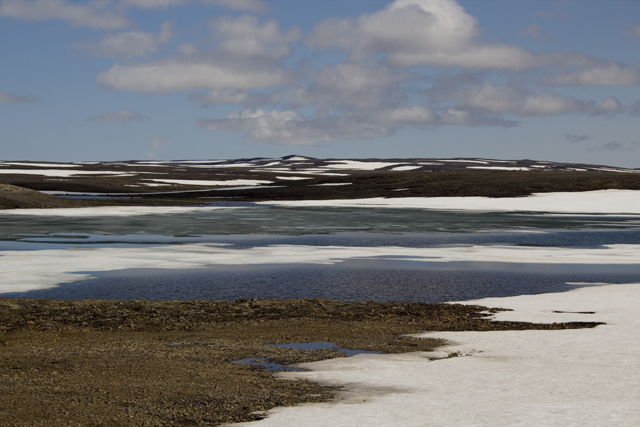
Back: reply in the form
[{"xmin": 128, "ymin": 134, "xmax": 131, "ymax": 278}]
[{"xmin": 2, "ymin": 198, "xmax": 640, "ymax": 301}]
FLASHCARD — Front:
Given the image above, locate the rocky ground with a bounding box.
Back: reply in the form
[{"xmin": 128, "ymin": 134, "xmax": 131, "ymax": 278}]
[{"xmin": 0, "ymin": 298, "xmax": 601, "ymax": 426}]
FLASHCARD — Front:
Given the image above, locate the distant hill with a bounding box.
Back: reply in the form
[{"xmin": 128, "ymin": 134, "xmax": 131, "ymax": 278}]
[
  {"xmin": 0, "ymin": 184, "xmax": 80, "ymax": 209},
  {"xmin": 1, "ymin": 157, "xmax": 639, "ymax": 208}
]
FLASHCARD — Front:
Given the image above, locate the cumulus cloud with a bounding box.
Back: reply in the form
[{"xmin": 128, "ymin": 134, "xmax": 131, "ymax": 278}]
[
  {"xmin": 118, "ymin": 0, "xmax": 267, "ymax": 12},
  {"xmin": 204, "ymin": 0, "xmax": 267, "ymax": 13},
  {"xmin": 432, "ymin": 82, "xmax": 610, "ymax": 117},
  {"xmin": 284, "ymin": 63, "xmax": 413, "ymax": 111},
  {"xmin": 97, "ymin": 53, "xmax": 293, "ymax": 93},
  {"xmin": 565, "ymin": 134, "xmax": 591, "ymax": 144},
  {"xmin": 86, "ymin": 109, "xmax": 143, "ymax": 122},
  {"xmin": 78, "ymin": 21, "xmax": 173, "ymax": 58},
  {"xmin": 308, "ymin": 0, "xmax": 540, "ymax": 70},
  {"xmin": 119, "ymin": 0, "xmax": 185, "ymax": 9},
  {"xmin": 198, "ymin": 108, "xmax": 396, "ymax": 145},
  {"xmin": 593, "ymin": 96, "xmax": 621, "ymax": 114},
  {"xmin": 0, "ymin": 91, "xmax": 37, "ymax": 104},
  {"xmin": 97, "ymin": 15, "xmax": 299, "ymax": 93},
  {"xmin": 189, "ymin": 89, "xmax": 272, "ymax": 107},
  {"xmin": 518, "ymin": 92, "xmax": 588, "ymax": 116},
  {"xmin": 197, "ymin": 104, "xmax": 513, "ymax": 145},
  {"xmin": 629, "ymin": 100, "xmax": 640, "ymax": 117},
  {"xmin": 86, "ymin": 0, "xmax": 634, "ymax": 147},
  {"xmin": 549, "ymin": 63, "xmax": 640, "ymax": 86},
  {"xmin": 210, "ymin": 15, "xmax": 300, "ymax": 59},
  {"xmin": 0, "ymin": 0, "xmax": 132, "ymax": 30}
]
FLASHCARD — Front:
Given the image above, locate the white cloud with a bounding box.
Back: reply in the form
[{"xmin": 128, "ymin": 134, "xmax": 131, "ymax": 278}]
[
  {"xmin": 549, "ymin": 63, "xmax": 640, "ymax": 86},
  {"xmin": 189, "ymin": 89, "xmax": 272, "ymax": 106},
  {"xmin": 305, "ymin": 0, "xmax": 637, "ymax": 82},
  {"xmin": 382, "ymin": 105, "xmax": 437, "ymax": 125},
  {"xmin": 518, "ymin": 92, "xmax": 587, "ymax": 116},
  {"xmin": 594, "ymin": 96, "xmax": 621, "ymax": 114},
  {"xmin": 97, "ymin": 15, "xmax": 298, "ymax": 94},
  {"xmin": 97, "ymin": 54, "xmax": 293, "ymax": 93},
  {"xmin": 198, "ymin": 108, "xmax": 405, "ymax": 145},
  {"xmin": 203, "ymin": 0, "xmax": 267, "ymax": 13},
  {"xmin": 210, "ymin": 15, "xmax": 300, "ymax": 60},
  {"xmin": 78, "ymin": 21, "xmax": 173, "ymax": 58},
  {"xmin": 0, "ymin": 0, "xmax": 132, "ymax": 30},
  {"xmin": 0, "ymin": 91, "xmax": 37, "ymax": 104},
  {"xmin": 119, "ymin": 0, "xmax": 185, "ymax": 9},
  {"xmin": 455, "ymin": 84, "xmax": 525, "ymax": 114},
  {"xmin": 285, "ymin": 63, "xmax": 412, "ymax": 111},
  {"xmin": 177, "ymin": 42, "xmax": 198, "ymax": 55},
  {"xmin": 196, "ymin": 104, "xmax": 513, "ymax": 145},
  {"xmin": 86, "ymin": 109, "xmax": 143, "ymax": 122},
  {"xmin": 630, "ymin": 100, "xmax": 640, "ymax": 117},
  {"xmin": 440, "ymin": 83, "xmax": 603, "ymax": 117},
  {"xmin": 308, "ymin": 0, "xmax": 540, "ymax": 70},
  {"xmin": 632, "ymin": 25, "xmax": 640, "ymax": 38}
]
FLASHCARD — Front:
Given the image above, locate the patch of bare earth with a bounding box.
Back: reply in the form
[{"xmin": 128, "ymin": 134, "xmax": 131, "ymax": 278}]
[{"xmin": 0, "ymin": 298, "xmax": 602, "ymax": 426}]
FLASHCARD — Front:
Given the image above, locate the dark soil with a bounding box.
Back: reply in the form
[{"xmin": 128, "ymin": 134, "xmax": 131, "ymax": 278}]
[
  {"xmin": 0, "ymin": 298, "xmax": 602, "ymax": 426},
  {"xmin": 0, "ymin": 184, "xmax": 81, "ymax": 210}
]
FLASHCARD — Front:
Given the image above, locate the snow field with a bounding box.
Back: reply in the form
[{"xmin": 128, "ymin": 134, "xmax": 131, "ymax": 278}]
[{"xmin": 229, "ymin": 282, "xmax": 640, "ymax": 426}]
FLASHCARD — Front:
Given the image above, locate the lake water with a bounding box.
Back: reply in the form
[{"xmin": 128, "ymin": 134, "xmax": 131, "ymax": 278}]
[{"xmin": 1, "ymin": 204, "xmax": 639, "ymax": 302}]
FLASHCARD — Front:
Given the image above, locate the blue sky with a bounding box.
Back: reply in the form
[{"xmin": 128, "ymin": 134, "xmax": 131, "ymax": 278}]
[{"xmin": 1, "ymin": 0, "xmax": 639, "ymax": 166}]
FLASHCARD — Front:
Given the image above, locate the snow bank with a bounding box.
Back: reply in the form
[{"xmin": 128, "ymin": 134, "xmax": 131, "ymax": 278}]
[
  {"xmin": 230, "ymin": 282, "xmax": 640, "ymax": 426},
  {"xmin": 321, "ymin": 161, "xmax": 399, "ymax": 170}
]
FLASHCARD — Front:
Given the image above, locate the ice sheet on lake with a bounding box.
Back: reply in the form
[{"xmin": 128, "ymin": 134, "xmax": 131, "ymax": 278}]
[
  {"xmin": 0, "ymin": 205, "xmax": 249, "ymax": 216},
  {"xmin": 229, "ymin": 282, "xmax": 640, "ymax": 426},
  {"xmin": 1, "ymin": 243, "xmax": 639, "ymax": 293},
  {"xmin": 261, "ymin": 190, "xmax": 640, "ymax": 214},
  {"xmin": 0, "ymin": 162, "xmax": 80, "ymax": 168},
  {"xmin": 0, "ymin": 169, "xmax": 132, "ymax": 177}
]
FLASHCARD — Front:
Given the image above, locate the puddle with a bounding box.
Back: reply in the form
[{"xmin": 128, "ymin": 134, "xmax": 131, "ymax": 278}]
[
  {"xmin": 268, "ymin": 341, "xmax": 383, "ymax": 356},
  {"xmin": 231, "ymin": 341, "xmax": 383, "ymax": 372},
  {"xmin": 232, "ymin": 358, "xmax": 308, "ymax": 372},
  {"xmin": 233, "ymin": 342, "xmax": 383, "ymax": 371}
]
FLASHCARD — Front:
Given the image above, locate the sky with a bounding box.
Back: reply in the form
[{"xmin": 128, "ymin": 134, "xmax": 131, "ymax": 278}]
[{"xmin": 0, "ymin": 0, "xmax": 639, "ymax": 166}]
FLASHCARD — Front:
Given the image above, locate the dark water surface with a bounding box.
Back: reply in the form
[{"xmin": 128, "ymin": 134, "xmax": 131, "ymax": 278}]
[{"xmin": 6, "ymin": 259, "xmax": 640, "ymax": 303}]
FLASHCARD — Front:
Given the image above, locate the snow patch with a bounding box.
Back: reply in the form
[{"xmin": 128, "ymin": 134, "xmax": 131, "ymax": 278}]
[
  {"xmin": 146, "ymin": 179, "xmax": 272, "ymax": 186},
  {"xmin": 260, "ymin": 190, "xmax": 640, "ymax": 214}
]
